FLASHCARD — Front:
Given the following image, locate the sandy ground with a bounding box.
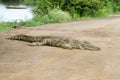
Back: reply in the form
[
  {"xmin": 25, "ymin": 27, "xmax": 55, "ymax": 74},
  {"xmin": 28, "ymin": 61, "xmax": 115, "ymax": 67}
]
[{"xmin": 0, "ymin": 16, "xmax": 120, "ymax": 80}]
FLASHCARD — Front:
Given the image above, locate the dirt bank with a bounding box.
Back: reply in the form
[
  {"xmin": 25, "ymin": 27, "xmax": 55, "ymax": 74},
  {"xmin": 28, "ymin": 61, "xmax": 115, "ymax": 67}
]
[{"xmin": 0, "ymin": 16, "xmax": 120, "ymax": 80}]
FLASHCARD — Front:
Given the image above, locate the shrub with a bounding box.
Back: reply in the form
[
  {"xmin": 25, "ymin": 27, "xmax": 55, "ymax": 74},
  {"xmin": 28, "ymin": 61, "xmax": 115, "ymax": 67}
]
[
  {"xmin": 101, "ymin": 0, "xmax": 120, "ymax": 13},
  {"xmin": 95, "ymin": 0, "xmax": 113, "ymax": 17},
  {"xmin": 34, "ymin": 0, "xmax": 111, "ymax": 18},
  {"xmin": 112, "ymin": 0, "xmax": 120, "ymax": 12},
  {"xmin": 38, "ymin": 9, "xmax": 72, "ymax": 23},
  {"xmin": 33, "ymin": 0, "xmax": 52, "ymax": 16},
  {"xmin": 62, "ymin": 0, "xmax": 106, "ymax": 17},
  {"xmin": 33, "ymin": 0, "xmax": 66, "ymax": 16}
]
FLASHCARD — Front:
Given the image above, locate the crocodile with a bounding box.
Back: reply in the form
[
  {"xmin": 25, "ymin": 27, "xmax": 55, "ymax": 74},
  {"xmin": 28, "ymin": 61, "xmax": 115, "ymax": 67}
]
[{"xmin": 7, "ymin": 34, "xmax": 100, "ymax": 51}]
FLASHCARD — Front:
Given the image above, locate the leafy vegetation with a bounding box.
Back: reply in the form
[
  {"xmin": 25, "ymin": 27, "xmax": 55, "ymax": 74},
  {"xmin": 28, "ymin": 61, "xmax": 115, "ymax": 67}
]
[
  {"xmin": 112, "ymin": 0, "xmax": 120, "ymax": 13},
  {"xmin": 0, "ymin": 0, "xmax": 120, "ymax": 31},
  {"xmin": 34, "ymin": 0, "xmax": 108, "ymax": 17},
  {"xmin": 39, "ymin": 9, "xmax": 72, "ymax": 23}
]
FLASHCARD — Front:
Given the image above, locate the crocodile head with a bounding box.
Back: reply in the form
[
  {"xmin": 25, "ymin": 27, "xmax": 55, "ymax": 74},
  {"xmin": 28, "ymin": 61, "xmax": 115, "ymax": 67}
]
[{"xmin": 81, "ymin": 41, "xmax": 101, "ymax": 51}]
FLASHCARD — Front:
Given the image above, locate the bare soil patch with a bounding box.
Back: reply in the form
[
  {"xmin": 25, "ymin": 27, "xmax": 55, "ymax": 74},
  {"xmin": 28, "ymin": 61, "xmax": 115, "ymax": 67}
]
[{"xmin": 0, "ymin": 16, "xmax": 120, "ymax": 80}]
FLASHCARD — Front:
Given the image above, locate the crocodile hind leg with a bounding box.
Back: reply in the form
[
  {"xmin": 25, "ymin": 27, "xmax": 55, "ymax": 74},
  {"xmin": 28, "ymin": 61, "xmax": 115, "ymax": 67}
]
[
  {"xmin": 60, "ymin": 43, "xmax": 73, "ymax": 50},
  {"xmin": 29, "ymin": 42, "xmax": 44, "ymax": 46}
]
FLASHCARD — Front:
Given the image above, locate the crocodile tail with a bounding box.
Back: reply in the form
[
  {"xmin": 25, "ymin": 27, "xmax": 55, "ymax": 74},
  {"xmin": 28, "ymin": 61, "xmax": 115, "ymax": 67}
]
[
  {"xmin": 7, "ymin": 34, "xmax": 24, "ymax": 40},
  {"xmin": 7, "ymin": 34, "xmax": 44, "ymax": 42},
  {"xmin": 7, "ymin": 34, "xmax": 34, "ymax": 42}
]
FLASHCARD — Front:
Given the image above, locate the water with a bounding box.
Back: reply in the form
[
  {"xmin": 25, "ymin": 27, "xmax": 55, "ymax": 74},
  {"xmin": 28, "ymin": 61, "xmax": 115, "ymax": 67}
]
[{"xmin": 0, "ymin": 4, "xmax": 33, "ymax": 22}]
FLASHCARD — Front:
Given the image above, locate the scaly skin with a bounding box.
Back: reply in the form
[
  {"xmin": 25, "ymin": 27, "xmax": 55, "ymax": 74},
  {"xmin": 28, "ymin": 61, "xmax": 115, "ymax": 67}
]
[{"xmin": 8, "ymin": 34, "xmax": 100, "ymax": 51}]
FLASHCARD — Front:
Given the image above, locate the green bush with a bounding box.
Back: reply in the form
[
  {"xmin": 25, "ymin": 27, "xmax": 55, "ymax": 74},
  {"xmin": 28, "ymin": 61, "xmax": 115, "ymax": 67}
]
[
  {"xmin": 33, "ymin": 0, "xmax": 52, "ymax": 16},
  {"xmin": 39, "ymin": 9, "xmax": 72, "ymax": 23},
  {"xmin": 101, "ymin": 0, "xmax": 120, "ymax": 13},
  {"xmin": 112, "ymin": 0, "xmax": 120, "ymax": 12},
  {"xmin": 34, "ymin": 0, "xmax": 112, "ymax": 18},
  {"xmin": 95, "ymin": 0, "xmax": 113, "ymax": 17},
  {"xmin": 33, "ymin": 0, "xmax": 66, "ymax": 16},
  {"xmin": 62, "ymin": 0, "xmax": 107, "ymax": 17}
]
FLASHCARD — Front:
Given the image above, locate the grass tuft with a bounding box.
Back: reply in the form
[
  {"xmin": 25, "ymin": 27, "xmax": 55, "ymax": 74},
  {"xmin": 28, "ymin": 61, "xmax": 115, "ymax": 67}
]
[{"xmin": 0, "ymin": 22, "xmax": 16, "ymax": 31}]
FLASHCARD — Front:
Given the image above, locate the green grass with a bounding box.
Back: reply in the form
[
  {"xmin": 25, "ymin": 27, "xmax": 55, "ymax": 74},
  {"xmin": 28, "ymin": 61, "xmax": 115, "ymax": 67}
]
[
  {"xmin": 0, "ymin": 22, "xmax": 16, "ymax": 31},
  {"xmin": 0, "ymin": 20, "xmax": 44, "ymax": 31},
  {"xmin": 23, "ymin": 20, "xmax": 44, "ymax": 27},
  {"xmin": 0, "ymin": 21, "xmax": 40, "ymax": 31}
]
